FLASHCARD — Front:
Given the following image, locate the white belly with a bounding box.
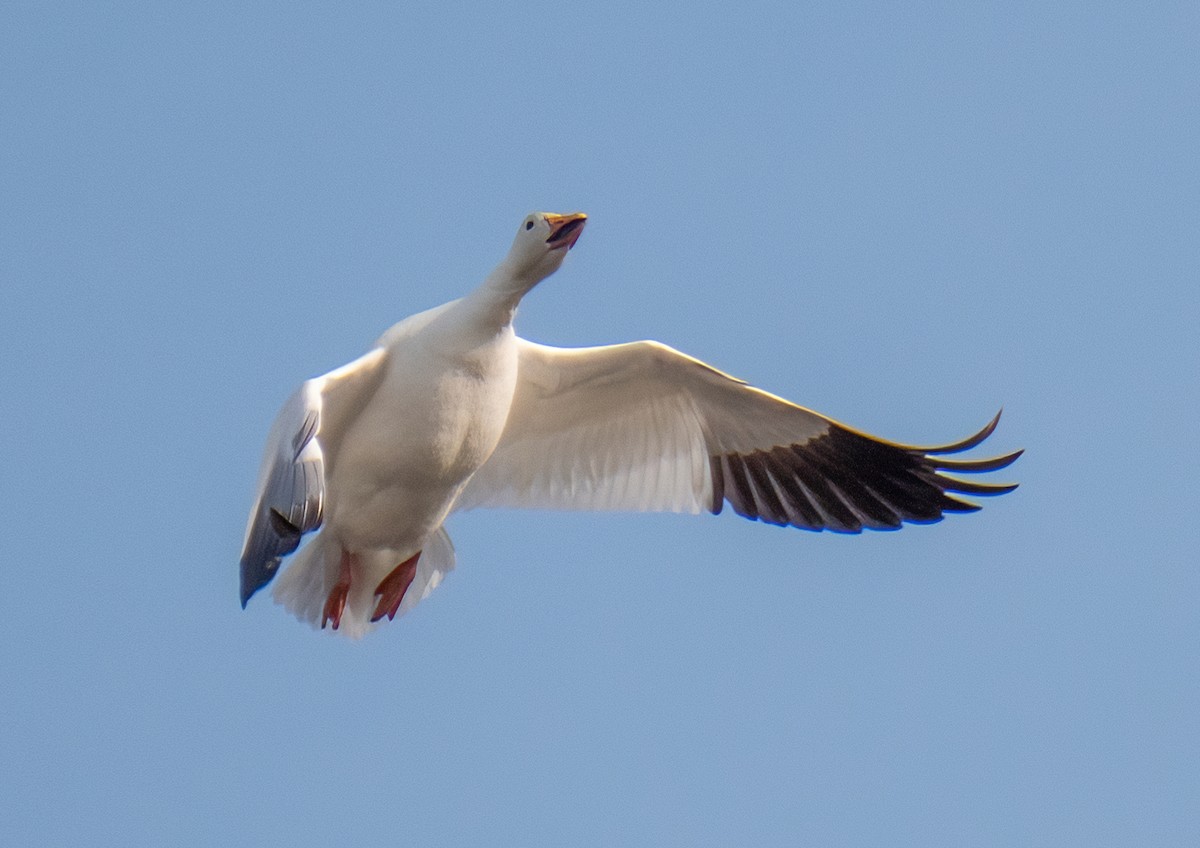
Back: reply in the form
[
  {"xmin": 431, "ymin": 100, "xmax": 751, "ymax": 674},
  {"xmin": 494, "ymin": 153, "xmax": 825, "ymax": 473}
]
[{"xmin": 327, "ymin": 329, "xmax": 516, "ymax": 551}]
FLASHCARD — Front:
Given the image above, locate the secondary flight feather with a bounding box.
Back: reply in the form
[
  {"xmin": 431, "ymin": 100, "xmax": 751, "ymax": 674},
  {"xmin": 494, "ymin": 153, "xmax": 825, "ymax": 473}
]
[{"xmin": 240, "ymin": 212, "xmax": 1020, "ymax": 637}]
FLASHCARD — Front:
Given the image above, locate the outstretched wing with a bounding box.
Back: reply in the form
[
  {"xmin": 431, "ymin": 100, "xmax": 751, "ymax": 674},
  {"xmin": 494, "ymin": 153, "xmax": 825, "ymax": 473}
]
[
  {"xmin": 455, "ymin": 339, "xmax": 1020, "ymax": 531},
  {"xmin": 239, "ymin": 347, "xmax": 388, "ymax": 606}
]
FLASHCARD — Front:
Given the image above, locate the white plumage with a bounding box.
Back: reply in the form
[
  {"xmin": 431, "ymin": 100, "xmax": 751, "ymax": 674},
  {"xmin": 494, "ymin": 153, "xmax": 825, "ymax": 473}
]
[{"xmin": 240, "ymin": 211, "xmax": 1019, "ymax": 638}]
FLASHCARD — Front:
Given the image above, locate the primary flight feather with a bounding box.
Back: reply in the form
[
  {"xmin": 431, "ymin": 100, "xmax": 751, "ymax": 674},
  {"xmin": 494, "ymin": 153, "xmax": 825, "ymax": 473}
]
[{"xmin": 240, "ymin": 211, "xmax": 1020, "ymax": 637}]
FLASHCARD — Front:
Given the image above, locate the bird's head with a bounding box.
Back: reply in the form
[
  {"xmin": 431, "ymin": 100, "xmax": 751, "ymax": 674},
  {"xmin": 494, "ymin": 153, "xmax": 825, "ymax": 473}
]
[{"xmin": 502, "ymin": 211, "xmax": 588, "ymax": 284}]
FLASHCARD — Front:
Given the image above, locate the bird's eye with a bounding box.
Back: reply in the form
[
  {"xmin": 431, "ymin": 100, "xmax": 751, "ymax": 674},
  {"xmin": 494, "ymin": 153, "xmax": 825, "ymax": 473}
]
[{"xmin": 525, "ymin": 220, "xmax": 534, "ymax": 231}]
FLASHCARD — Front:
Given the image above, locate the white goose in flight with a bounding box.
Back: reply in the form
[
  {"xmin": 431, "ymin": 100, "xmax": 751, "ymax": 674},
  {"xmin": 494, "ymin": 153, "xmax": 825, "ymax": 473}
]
[{"xmin": 240, "ymin": 211, "xmax": 1020, "ymax": 637}]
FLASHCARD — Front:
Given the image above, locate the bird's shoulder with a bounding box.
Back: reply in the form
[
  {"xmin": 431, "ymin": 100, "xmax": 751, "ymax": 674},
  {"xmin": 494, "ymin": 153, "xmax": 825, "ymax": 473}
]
[{"xmin": 373, "ymin": 298, "xmax": 464, "ymax": 350}]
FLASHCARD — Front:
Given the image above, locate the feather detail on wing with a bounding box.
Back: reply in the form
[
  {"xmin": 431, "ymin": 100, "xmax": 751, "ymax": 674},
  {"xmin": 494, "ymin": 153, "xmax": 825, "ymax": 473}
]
[
  {"xmin": 455, "ymin": 339, "xmax": 1021, "ymax": 532},
  {"xmin": 239, "ymin": 347, "xmax": 388, "ymax": 606}
]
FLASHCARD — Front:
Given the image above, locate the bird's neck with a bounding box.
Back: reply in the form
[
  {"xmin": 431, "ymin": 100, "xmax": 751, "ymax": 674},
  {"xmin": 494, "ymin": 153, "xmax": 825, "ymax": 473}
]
[{"xmin": 464, "ymin": 259, "xmax": 539, "ymax": 331}]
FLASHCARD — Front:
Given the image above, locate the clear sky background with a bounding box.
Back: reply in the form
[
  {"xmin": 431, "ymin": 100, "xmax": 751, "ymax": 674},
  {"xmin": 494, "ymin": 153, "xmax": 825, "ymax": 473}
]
[{"xmin": 2, "ymin": 2, "xmax": 1196, "ymax": 846}]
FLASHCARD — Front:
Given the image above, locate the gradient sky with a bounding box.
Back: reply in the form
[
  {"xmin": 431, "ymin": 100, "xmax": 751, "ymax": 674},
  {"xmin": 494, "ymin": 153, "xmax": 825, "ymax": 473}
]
[{"xmin": 2, "ymin": 3, "xmax": 1196, "ymax": 846}]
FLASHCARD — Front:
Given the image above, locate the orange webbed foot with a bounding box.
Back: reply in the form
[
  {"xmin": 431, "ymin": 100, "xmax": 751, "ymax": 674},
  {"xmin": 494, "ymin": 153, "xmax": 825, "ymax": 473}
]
[
  {"xmin": 321, "ymin": 551, "xmax": 357, "ymax": 630},
  {"xmin": 371, "ymin": 551, "xmax": 421, "ymax": 623}
]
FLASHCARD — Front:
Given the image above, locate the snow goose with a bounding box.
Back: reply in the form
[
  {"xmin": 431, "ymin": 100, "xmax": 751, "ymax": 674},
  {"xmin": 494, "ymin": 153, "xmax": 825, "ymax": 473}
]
[{"xmin": 240, "ymin": 211, "xmax": 1020, "ymax": 637}]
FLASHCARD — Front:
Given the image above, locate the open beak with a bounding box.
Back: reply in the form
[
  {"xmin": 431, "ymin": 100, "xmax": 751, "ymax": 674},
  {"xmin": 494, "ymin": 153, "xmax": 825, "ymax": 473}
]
[{"xmin": 545, "ymin": 212, "xmax": 588, "ymax": 250}]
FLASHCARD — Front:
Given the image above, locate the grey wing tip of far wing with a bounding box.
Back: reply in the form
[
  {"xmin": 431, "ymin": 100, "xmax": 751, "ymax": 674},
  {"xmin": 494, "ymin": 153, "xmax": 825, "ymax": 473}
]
[
  {"xmin": 240, "ymin": 549, "xmax": 277, "ymax": 608},
  {"xmin": 241, "ymin": 385, "xmax": 328, "ymax": 608},
  {"xmin": 240, "ymin": 556, "xmax": 277, "ymax": 608},
  {"xmin": 239, "ymin": 507, "xmax": 306, "ymax": 607}
]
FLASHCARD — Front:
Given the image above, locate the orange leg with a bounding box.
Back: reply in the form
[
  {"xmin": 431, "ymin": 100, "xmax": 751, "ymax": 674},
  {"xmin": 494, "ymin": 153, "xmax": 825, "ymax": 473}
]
[
  {"xmin": 371, "ymin": 551, "xmax": 422, "ymax": 623},
  {"xmin": 322, "ymin": 550, "xmax": 356, "ymax": 630}
]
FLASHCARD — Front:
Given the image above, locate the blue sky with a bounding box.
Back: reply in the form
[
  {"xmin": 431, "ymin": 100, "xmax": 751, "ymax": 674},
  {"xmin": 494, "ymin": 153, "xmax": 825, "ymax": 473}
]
[{"xmin": 2, "ymin": 2, "xmax": 1196, "ymax": 845}]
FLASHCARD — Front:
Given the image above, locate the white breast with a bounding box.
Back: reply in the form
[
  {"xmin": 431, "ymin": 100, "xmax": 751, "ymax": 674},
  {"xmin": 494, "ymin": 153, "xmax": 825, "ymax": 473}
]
[{"xmin": 326, "ymin": 306, "xmax": 518, "ymax": 550}]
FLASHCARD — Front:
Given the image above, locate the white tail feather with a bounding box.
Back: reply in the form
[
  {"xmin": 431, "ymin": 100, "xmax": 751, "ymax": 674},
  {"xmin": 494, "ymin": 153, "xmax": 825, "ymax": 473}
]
[{"xmin": 271, "ymin": 528, "xmax": 456, "ymax": 639}]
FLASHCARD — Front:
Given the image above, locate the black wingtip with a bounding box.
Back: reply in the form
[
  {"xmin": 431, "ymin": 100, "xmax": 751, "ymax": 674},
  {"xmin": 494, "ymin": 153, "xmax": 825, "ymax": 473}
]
[
  {"xmin": 932, "ymin": 447, "xmax": 1024, "ymax": 473},
  {"xmin": 936, "ymin": 475, "xmax": 1021, "ymax": 497},
  {"xmin": 923, "ymin": 409, "xmax": 1004, "ymax": 455}
]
